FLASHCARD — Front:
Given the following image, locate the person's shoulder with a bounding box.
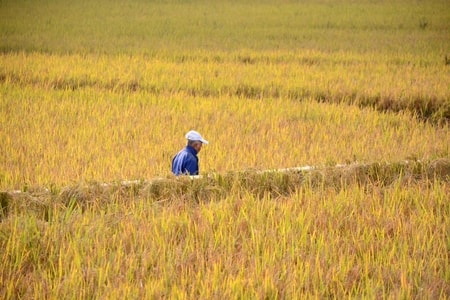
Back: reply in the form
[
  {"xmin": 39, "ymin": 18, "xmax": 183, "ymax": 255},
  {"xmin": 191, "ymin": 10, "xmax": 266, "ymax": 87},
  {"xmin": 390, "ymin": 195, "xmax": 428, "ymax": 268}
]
[{"xmin": 174, "ymin": 148, "xmax": 187, "ymax": 158}]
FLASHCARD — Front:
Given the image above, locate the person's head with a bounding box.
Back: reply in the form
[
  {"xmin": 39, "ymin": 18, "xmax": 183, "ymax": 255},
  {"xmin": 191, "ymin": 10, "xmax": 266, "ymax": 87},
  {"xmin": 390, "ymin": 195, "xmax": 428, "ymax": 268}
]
[
  {"xmin": 185, "ymin": 130, "xmax": 208, "ymax": 153},
  {"xmin": 188, "ymin": 139, "xmax": 203, "ymax": 153}
]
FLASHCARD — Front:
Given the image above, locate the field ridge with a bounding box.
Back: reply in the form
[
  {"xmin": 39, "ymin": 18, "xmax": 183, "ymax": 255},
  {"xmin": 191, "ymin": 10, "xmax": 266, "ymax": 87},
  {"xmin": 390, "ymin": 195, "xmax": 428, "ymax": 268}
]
[{"xmin": 2, "ymin": 159, "xmax": 449, "ymax": 220}]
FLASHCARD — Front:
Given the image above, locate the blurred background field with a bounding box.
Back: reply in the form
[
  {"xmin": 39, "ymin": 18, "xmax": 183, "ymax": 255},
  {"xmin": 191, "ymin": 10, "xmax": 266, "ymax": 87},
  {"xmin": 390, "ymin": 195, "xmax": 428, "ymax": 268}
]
[
  {"xmin": 1, "ymin": 0, "xmax": 449, "ymax": 298},
  {"xmin": 1, "ymin": 0, "xmax": 449, "ymax": 55}
]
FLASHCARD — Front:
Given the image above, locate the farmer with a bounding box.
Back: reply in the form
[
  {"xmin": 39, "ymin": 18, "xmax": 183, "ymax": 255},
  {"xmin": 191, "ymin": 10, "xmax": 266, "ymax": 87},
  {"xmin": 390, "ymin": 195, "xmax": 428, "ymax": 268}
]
[{"xmin": 171, "ymin": 130, "xmax": 209, "ymax": 176}]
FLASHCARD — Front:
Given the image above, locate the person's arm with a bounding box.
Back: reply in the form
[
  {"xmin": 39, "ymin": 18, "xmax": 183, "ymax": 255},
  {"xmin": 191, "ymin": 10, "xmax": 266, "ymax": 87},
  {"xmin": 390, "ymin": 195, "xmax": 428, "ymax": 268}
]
[
  {"xmin": 184, "ymin": 156, "xmax": 199, "ymax": 175},
  {"xmin": 171, "ymin": 156, "xmax": 180, "ymax": 175}
]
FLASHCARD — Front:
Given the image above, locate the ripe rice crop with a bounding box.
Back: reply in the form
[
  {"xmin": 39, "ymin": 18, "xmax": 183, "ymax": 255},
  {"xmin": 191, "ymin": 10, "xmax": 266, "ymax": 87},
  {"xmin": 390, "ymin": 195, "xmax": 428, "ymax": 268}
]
[
  {"xmin": 0, "ymin": 0, "xmax": 449, "ymax": 298},
  {"xmin": 1, "ymin": 51, "xmax": 449, "ymax": 121},
  {"xmin": 1, "ymin": 83, "xmax": 448, "ymax": 188},
  {"xmin": 1, "ymin": 166, "xmax": 449, "ymax": 298}
]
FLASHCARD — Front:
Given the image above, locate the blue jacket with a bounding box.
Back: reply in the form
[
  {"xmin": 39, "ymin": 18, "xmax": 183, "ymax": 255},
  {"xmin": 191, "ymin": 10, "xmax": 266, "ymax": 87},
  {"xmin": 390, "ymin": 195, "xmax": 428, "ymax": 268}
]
[{"xmin": 171, "ymin": 145, "xmax": 199, "ymax": 175}]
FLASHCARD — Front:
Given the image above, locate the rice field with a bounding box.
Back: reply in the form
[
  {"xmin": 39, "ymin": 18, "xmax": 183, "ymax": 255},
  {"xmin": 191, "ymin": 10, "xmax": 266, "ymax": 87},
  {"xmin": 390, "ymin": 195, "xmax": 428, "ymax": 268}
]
[{"xmin": 1, "ymin": 0, "xmax": 449, "ymax": 298}]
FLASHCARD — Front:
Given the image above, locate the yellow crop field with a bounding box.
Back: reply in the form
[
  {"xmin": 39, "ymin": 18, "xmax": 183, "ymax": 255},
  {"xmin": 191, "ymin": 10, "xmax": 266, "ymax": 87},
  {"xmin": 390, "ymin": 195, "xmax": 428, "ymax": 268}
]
[
  {"xmin": 1, "ymin": 0, "xmax": 449, "ymax": 298},
  {"xmin": 1, "ymin": 52, "xmax": 448, "ymax": 187}
]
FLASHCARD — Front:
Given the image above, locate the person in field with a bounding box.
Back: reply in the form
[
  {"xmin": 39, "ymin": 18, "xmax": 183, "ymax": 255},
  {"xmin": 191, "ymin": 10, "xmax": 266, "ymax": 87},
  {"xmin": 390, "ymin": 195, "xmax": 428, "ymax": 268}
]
[{"xmin": 171, "ymin": 130, "xmax": 209, "ymax": 176}]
